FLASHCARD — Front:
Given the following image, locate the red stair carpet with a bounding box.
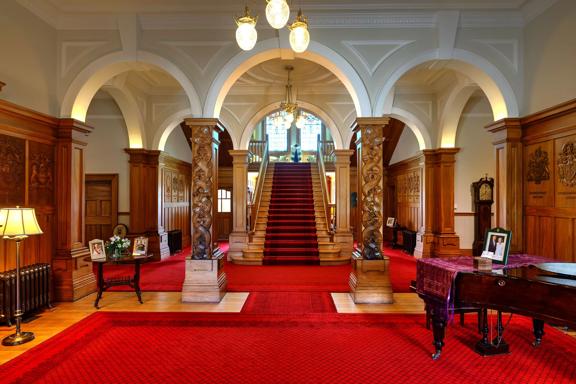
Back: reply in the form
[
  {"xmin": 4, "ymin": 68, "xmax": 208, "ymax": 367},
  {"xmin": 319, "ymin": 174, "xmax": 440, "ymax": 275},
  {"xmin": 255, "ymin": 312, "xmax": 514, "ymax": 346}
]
[
  {"xmin": 2, "ymin": 312, "xmax": 575, "ymax": 384},
  {"xmin": 96, "ymin": 244, "xmax": 416, "ymax": 293},
  {"xmin": 263, "ymin": 163, "xmax": 320, "ymax": 265}
]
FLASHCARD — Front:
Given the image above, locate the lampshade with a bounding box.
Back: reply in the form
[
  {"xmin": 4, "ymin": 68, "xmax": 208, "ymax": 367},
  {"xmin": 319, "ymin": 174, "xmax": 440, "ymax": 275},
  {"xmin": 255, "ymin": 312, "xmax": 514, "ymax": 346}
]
[
  {"xmin": 289, "ymin": 9, "xmax": 310, "ymax": 53},
  {"xmin": 235, "ymin": 6, "xmax": 258, "ymax": 51},
  {"xmin": 265, "ymin": 0, "xmax": 290, "ymax": 29},
  {"xmin": 0, "ymin": 207, "xmax": 43, "ymax": 238}
]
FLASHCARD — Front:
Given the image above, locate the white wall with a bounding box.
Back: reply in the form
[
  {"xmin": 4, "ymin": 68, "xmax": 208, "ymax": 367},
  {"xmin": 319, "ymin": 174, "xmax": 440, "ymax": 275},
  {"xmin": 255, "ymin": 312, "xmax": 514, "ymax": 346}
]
[
  {"xmin": 454, "ymin": 94, "xmax": 495, "ymax": 249},
  {"xmin": 524, "ymin": 0, "xmax": 576, "ymax": 114},
  {"xmin": 0, "ymin": 1, "xmax": 57, "ymax": 115},
  {"xmin": 84, "ymin": 95, "xmax": 131, "ymax": 226},
  {"xmin": 389, "ymin": 127, "xmax": 421, "ymax": 165},
  {"xmin": 164, "ymin": 126, "xmax": 192, "ymax": 163}
]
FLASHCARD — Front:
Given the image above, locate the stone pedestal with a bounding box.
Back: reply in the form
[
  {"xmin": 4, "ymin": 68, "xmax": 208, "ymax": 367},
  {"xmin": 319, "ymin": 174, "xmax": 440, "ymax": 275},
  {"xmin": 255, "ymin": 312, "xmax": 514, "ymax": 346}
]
[
  {"xmin": 348, "ymin": 251, "xmax": 394, "ymax": 304},
  {"xmin": 182, "ymin": 249, "xmax": 227, "ymax": 303}
]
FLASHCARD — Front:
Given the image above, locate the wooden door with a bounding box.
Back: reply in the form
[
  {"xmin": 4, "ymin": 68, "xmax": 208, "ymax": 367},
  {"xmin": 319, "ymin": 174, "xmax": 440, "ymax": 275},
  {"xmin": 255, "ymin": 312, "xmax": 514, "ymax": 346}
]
[{"xmin": 85, "ymin": 174, "xmax": 118, "ymax": 242}]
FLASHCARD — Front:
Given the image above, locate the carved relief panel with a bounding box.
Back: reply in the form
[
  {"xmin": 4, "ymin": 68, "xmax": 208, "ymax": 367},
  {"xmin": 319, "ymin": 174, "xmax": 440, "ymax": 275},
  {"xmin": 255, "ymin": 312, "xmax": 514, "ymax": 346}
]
[
  {"xmin": 29, "ymin": 141, "xmax": 55, "ymax": 207},
  {"xmin": 0, "ymin": 134, "xmax": 25, "ymax": 206},
  {"xmin": 524, "ymin": 142, "xmax": 554, "ymax": 207},
  {"xmin": 556, "ymin": 135, "xmax": 576, "ymax": 208}
]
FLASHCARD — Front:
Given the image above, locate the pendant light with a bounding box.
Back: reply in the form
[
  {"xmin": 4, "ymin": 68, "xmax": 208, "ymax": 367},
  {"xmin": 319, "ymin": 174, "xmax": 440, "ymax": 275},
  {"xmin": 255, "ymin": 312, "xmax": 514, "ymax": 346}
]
[
  {"xmin": 265, "ymin": 0, "xmax": 290, "ymax": 29},
  {"xmin": 235, "ymin": 6, "xmax": 258, "ymax": 51},
  {"xmin": 289, "ymin": 9, "xmax": 310, "ymax": 53}
]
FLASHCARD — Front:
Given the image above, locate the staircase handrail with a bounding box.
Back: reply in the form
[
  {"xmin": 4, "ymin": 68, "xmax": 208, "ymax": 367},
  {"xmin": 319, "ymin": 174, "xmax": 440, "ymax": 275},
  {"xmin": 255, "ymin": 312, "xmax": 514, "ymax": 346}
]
[
  {"xmin": 317, "ymin": 135, "xmax": 335, "ymax": 237},
  {"xmin": 250, "ymin": 137, "xmax": 269, "ymax": 234},
  {"xmin": 248, "ymin": 140, "xmax": 267, "ymax": 164}
]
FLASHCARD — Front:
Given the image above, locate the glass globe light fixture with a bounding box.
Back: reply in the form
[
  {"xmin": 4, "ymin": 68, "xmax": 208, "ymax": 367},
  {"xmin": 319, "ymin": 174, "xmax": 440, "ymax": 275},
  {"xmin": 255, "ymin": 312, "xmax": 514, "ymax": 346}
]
[
  {"xmin": 235, "ymin": 6, "xmax": 258, "ymax": 51},
  {"xmin": 266, "ymin": 0, "xmax": 290, "ymax": 29},
  {"xmin": 295, "ymin": 112, "xmax": 306, "ymax": 129},
  {"xmin": 289, "ymin": 9, "xmax": 310, "ymax": 53}
]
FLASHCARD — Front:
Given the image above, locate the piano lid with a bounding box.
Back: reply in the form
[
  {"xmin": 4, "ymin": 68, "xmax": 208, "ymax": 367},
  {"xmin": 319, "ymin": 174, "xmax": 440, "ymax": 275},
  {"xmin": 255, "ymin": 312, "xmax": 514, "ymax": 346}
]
[{"xmin": 535, "ymin": 263, "xmax": 576, "ymax": 278}]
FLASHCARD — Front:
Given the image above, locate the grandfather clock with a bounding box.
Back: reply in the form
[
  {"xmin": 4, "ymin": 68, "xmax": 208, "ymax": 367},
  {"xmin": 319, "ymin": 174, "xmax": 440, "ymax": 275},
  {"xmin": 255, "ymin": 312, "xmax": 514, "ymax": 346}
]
[{"xmin": 472, "ymin": 175, "xmax": 494, "ymax": 256}]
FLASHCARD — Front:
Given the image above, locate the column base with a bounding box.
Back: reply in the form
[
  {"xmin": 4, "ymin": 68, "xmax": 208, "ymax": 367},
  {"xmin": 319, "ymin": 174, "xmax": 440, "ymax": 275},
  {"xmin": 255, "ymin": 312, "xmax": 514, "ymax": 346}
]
[
  {"xmin": 333, "ymin": 231, "xmax": 354, "ymax": 259},
  {"xmin": 53, "ymin": 247, "xmax": 97, "ymax": 301},
  {"xmin": 227, "ymin": 231, "xmax": 249, "ymax": 261},
  {"xmin": 182, "ymin": 250, "xmax": 227, "ymax": 303},
  {"xmin": 433, "ymin": 234, "xmax": 461, "ymax": 258},
  {"xmin": 349, "ymin": 251, "xmax": 394, "ymax": 304}
]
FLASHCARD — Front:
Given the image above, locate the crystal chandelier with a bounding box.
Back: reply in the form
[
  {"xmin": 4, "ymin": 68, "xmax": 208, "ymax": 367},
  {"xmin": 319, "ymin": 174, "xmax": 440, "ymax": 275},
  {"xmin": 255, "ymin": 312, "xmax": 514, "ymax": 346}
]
[
  {"xmin": 270, "ymin": 66, "xmax": 308, "ymax": 130},
  {"xmin": 235, "ymin": 2, "xmax": 310, "ymax": 53}
]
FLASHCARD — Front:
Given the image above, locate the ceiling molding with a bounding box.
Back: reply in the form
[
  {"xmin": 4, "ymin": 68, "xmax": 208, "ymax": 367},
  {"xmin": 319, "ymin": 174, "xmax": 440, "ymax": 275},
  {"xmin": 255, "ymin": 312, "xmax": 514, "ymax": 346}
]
[
  {"xmin": 521, "ymin": 0, "xmax": 559, "ymax": 23},
  {"xmin": 161, "ymin": 41, "xmax": 232, "ymax": 74},
  {"xmin": 342, "ymin": 40, "xmax": 415, "ymax": 75},
  {"xmin": 474, "ymin": 39, "xmax": 519, "ymax": 72},
  {"xmin": 60, "ymin": 41, "xmax": 106, "ymax": 78}
]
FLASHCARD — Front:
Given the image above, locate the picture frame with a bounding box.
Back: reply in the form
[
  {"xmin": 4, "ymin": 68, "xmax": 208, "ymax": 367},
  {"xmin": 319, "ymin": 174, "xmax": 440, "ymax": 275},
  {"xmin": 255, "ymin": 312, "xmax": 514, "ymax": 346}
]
[
  {"xmin": 481, "ymin": 227, "xmax": 512, "ymax": 265},
  {"xmin": 386, "ymin": 217, "xmax": 396, "ymax": 228},
  {"xmin": 132, "ymin": 236, "xmax": 148, "ymax": 257},
  {"xmin": 88, "ymin": 239, "xmax": 106, "ymax": 261}
]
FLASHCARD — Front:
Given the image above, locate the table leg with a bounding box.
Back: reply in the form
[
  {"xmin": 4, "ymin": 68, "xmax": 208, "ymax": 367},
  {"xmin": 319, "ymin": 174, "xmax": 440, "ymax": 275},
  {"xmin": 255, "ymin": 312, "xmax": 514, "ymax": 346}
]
[
  {"xmin": 134, "ymin": 260, "xmax": 143, "ymax": 304},
  {"xmin": 533, "ymin": 319, "xmax": 545, "ymax": 347},
  {"xmin": 94, "ymin": 263, "xmax": 104, "ymax": 309}
]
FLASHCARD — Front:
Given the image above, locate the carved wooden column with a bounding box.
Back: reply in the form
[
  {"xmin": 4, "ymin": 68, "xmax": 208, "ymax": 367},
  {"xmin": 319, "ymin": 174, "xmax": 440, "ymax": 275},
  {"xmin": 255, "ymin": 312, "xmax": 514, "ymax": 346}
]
[
  {"xmin": 181, "ymin": 118, "xmax": 227, "ymax": 302},
  {"xmin": 333, "ymin": 149, "xmax": 355, "ymax": 258},
  {"xmin": 125, "ymin": 149, "xmax": 170, "ymax": 261},
  {"xmin": 53, "ymin": 119, "xmax": 97, "ymax": 301},
  {"xmin": 486, "ymin": 119, "xmax": 523, "ymax": 253},
  {"xmin": 349, "ymin": 118, "xmax": 393, "ymax": 304},
  {"xmin": 227, "ymin": 149, "xmax": 249, "ymax": 262},
  {"xmin": 415, "ymin": 149, "xmax": 460, "ymax": 258}
]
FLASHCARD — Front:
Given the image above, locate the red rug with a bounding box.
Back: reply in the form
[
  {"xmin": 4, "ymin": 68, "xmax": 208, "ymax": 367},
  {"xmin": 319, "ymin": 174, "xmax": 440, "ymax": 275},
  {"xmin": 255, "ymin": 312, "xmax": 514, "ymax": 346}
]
[
  {"xmin": 264, "ymin": 163, "xmax": 320, "ymax": 265},
  {"xmin": 241, "ymin": 292, "xmax": 336, "ymax": 314},
  {"xmin": 2, "ymin": 312, "xmax": 575, "ymax": 383},
  {"xmin": 96, "ymin": 245, "xmax": 416, "ymax": 293}
]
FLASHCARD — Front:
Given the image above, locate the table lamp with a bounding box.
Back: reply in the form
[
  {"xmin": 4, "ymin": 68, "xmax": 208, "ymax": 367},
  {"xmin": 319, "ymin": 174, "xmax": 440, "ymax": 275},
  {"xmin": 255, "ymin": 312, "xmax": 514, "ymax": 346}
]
[{"xmin": 0, "ymin": 207, "xmax": 43, "ymax": 346}]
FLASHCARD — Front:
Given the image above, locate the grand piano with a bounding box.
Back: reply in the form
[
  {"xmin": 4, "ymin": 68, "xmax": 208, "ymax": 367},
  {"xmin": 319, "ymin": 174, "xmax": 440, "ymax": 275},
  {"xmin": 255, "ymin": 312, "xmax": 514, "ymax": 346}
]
[{"xmin": 416, "ymin": 255, "xmax": 576, "ymax": 360}]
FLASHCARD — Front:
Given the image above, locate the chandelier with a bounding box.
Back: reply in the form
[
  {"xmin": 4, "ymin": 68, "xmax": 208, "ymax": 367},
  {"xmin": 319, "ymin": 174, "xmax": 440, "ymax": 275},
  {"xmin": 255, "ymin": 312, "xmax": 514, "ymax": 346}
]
[
  {"xmin": 270, "ymin": 66, "xmax": 307, "ymax": 130},
  {"xmin": 235, "ymin": 1, "xmax": 310, "ymax": 53}
]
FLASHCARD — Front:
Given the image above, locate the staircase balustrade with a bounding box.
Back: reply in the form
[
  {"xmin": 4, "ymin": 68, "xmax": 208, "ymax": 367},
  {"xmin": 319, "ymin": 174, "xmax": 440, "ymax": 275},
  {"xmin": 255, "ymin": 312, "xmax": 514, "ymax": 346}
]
[
  {"xmin": 317, "ymin": 136, "xmax": 335, "ymax": 238},
  {"xmin": 249, "ymin": 139, "xmax": 269, "ymax": 236},
  {"xmin": 248, "ymin": 140, "xmax": 267, "ymax": 165}
]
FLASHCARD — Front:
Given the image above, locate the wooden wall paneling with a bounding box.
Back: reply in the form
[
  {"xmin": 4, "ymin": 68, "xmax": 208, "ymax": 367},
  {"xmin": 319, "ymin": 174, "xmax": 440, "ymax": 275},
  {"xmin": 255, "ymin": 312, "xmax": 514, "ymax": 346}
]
[
  {"xmin": 524, "ymin": 141, "xmax": 554, "ymax": 207},
  {"xmin": 555, "ymin": 134, "xmax": 576, "ymax": 208},
  {"xmin": 554, "ymin": 217, "xmax": 573, "ymax": 261},
  {"xmin": 85, "ymin": 174, "xmax": 118, "ymax": 241},
  {"xmin": 387, "ymin": 155, "xmax": 423, "ymax": 233}
]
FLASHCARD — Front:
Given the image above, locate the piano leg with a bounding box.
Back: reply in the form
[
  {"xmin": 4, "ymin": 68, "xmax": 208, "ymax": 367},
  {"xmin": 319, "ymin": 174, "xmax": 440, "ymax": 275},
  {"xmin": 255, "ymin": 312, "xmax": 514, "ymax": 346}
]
[
  {"xmin": 532, "ymin": 319, "xmax": 545, "ymax": 347},
  {"xmin": 431, "ymin": 314, "xmax": 446, "ymax": 360}
]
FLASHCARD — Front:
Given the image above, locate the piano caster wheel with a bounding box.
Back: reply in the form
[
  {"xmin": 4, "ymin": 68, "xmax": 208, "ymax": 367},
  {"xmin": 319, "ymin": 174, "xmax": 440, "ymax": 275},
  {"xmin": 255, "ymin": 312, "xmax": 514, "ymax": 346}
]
[
  {"xmin": 532, "ymin": 339, "xmax": 542, "ymax": 348},
  {"xmin": 431, "ymin": 350, "xmax": 442, "ymax": 360}
]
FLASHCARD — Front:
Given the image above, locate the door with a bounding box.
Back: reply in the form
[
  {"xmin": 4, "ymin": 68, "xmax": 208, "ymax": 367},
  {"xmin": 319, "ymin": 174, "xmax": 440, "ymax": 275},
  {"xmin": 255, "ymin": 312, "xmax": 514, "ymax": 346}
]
[{"xmin": 85, "ymin": 174, "xmax": 118, "ymax": 242}]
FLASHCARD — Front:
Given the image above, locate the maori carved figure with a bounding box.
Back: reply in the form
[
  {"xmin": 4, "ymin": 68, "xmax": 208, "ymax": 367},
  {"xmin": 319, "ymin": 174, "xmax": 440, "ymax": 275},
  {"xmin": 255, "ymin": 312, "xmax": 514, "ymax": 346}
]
[
  {"xmin": 527, "ymin": 147, "xmax": 550, "ymax": 184},
  {"xmin": 360, "ymin": 126, "xmax": 384, "ymax": 260},
  {"xmin": 558, "ymin": 142, "xmax": 576, "ymax": 187},
  {"xmin": 191, "ymin": 126, "xmax": 214, "ymax": 259}
]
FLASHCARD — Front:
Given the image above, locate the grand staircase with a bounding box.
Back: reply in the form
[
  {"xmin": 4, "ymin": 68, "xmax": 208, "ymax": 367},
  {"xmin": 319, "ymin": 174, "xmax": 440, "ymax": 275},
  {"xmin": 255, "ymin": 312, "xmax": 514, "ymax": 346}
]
[
  {"xmin": 264, "ymin": 163, "xmax": 319, "ymax": 265},
  {"xmin": 238, "ymin": 162, "xmax": 344, "ymax": 265}
]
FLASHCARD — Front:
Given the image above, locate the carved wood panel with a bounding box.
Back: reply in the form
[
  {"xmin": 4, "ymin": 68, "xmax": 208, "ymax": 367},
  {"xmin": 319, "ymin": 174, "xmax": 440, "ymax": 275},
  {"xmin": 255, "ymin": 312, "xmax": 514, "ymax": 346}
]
[
  {"xmin": 0, "ymin": 134, "xmax": 25, "ymax": 206},
  {"xmin": 160, "ymin": 155, "xmax": 192, "ymax": 250},
  {"xmin": 28, "ymin": 141, "xmax": 55, "ymax": 207},
  {"xmin": 387, "ymin": 156, "xmax": 423, "ymax": 234}
]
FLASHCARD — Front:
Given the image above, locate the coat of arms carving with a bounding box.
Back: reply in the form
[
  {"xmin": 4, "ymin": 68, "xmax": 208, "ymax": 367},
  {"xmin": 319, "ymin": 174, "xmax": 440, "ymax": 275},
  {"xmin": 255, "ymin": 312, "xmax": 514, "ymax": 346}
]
[
  {"xmin": 526, "ymin": 147, "xmax": 550, "ymax": 184},
  {"xmin": 558, "ymin": 142, "xmax": 576, "ymax": 187}
]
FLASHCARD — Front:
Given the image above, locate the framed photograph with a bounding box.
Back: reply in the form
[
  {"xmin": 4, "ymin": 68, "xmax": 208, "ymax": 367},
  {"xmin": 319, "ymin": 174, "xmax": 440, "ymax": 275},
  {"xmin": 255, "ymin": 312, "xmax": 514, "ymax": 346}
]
[
  {"xmin": 132, "ymin": 236, "xmax": 148, "ymax": 257},
  {"xmin": 386, "ymin": 217, "xmax": 396, "ymax": 227},
  {"xmin": 481, "ymin": 227, "xmax": 512, "ymax": 265},
  {"xmin": 89, "ymin": 239, "xmax": 106, "ymax": 261}
]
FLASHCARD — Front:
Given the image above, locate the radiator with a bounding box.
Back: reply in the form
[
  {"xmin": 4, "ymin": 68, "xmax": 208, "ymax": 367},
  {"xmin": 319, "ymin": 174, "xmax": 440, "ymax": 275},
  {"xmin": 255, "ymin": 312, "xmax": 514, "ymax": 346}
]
[{"xmin": 0, "ymin": 263, "xmax": 52, "ymax": 326}]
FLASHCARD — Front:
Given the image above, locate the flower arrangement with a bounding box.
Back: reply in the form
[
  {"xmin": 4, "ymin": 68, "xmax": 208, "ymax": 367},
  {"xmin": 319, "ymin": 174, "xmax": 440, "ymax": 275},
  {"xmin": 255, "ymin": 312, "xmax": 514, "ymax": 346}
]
[{"xmin": 106, "ymin": 235, "xmax": 131, "ymax": 258}]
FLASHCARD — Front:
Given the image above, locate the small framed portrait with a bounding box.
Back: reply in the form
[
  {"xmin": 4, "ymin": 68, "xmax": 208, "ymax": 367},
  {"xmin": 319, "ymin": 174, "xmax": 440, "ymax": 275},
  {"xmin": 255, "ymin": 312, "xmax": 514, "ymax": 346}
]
[
  {"xmin": 132, "ymin": 236, "xmax": 148, "ymax": 257},
  {"xmin": 89, "ymin": 239, "xmax": 106, "ymax": 261},
  {"xmin": 386, "ymin": 217, "xmax": 396, "ymax": 227},
  {"xmin": 481, "ymin": 227, "xmax": 512, "ymax": 265}
]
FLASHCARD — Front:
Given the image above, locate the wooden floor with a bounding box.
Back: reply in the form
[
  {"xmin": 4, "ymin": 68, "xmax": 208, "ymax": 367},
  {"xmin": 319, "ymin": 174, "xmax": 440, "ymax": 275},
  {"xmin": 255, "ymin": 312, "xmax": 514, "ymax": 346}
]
[{"xmin": 0, "ymin": 291, "xmax": 424, "ymax": 365}]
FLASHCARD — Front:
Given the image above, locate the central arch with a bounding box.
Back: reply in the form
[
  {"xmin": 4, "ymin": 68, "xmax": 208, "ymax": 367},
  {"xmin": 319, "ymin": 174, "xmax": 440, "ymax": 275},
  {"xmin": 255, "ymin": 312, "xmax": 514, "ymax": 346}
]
[
  {"xmin": 239, "ymin": 102, "xmax": 344, "ymax": 150},
  {"xmin": 204, "ymin": 39, "xmax": 372, "ymax": 121}
]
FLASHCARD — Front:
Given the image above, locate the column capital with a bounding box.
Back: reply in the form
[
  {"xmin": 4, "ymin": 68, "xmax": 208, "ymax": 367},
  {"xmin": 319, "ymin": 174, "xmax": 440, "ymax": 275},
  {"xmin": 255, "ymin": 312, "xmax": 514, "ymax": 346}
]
[
  {"xmin": 351, "ymin": 117, "xmax": 391, "ymax": 132},
  {"xmin": 57, "ymin": 118, "xmax": 93, "ymax": 144},
  {"xmin": 333, "ymin": 149, "xmax": 355, "ymax": 163},
  {"xmin": 229, "ymin": 149, "xmax": 250, "ymax": 164},
  {"xmin": 182, "ymin": 118, "xmax": 225, "ymax": 133},
  {"xmin": 485, "ymin": 118, "xmax": 522, "ymax": 145}
]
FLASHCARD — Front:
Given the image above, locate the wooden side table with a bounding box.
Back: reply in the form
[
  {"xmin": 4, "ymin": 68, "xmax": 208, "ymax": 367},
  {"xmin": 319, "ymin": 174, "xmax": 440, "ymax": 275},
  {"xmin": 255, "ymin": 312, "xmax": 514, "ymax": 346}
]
[{"xmin": 92, "ymin": 254, "xmax": 152, "ymax": 309}]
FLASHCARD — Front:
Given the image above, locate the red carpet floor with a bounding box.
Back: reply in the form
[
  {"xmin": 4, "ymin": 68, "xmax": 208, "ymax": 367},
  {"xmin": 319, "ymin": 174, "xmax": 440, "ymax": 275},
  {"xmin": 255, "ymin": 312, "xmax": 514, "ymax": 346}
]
[
  {"xmin": 97, "ymin": 245, "xmax": 416, "ymax": 293},
  {"xmin": 2, "ymin": 312, "xmax": 575, "ymax": 383},
  {"xmin": 241, "ymin": 292, "xmax": 337, "ymax": 314}
]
